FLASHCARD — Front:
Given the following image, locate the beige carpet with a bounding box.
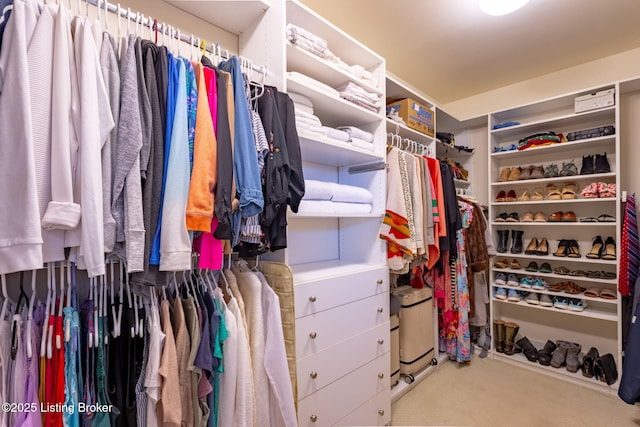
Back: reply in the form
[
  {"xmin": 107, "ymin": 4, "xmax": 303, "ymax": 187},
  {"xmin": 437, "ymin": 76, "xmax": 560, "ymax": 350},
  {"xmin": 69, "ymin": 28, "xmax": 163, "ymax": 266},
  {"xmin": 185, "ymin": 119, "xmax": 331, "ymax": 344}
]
[{"xmin": 391, "ymin": 354, "xmax": 640, "ymax": 427}]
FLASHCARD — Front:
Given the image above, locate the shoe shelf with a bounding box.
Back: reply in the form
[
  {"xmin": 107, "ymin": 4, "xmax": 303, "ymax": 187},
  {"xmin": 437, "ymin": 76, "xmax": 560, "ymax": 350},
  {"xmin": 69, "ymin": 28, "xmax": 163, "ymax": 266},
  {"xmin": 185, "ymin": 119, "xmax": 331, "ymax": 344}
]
[
  {"xmin": 495, "ymin": 253, "xmax": 617, "ymax": 265},
  {"xmin": 491, "ymin": 135, "xmax": 615, "ymax": 160},
  {"xmin": 492, "ymin": 268, "xmax": 617, "ymax": 285},
  {"xmin": 493, "ymin": 342, "xmax": 618, "ymax": 392},
  {"xmin": 491, "ymin": 198, "xmax": 616, "ymax": 206},
  {"xmin": 491, "ymin": 284, "xmax": 618, "ymax": 306},
  {"xmin": 492, "ymin": 297, "xmax": 617, "ymax": 322},
  {"xmin": 490, "ymin": 172, "xmax": 616, "ymax": 187},
  {"xmin": 489, "ymin": 106, "xmax": 615, "ymax": 140}
]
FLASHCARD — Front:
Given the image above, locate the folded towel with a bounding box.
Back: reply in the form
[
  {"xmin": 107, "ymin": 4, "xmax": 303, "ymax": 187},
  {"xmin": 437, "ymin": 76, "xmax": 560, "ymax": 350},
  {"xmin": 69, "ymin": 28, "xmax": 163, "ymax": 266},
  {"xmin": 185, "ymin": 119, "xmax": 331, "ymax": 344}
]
[
  {"xmin": 350, "ymin": 137, "xmax": 375, "ymax": 151},
  {"xmin": 288, "ymin": 91, "xmax": 314, "ymax": 108},
  {"xmin": 286, "ymin": 24, "xmax": 329, "ymax": 58},
  {"xmin": 296, "ymin": 109, "xmax": 322, "ymax": 124},
  {"xmin": 295, "ymin": 114, "xmax": 322, "ymax": 128},
  {"xmin": 336, "ymin": 126, "xmax": 374, "ymax": 142},
  {"xmin": 303, "ymin": 180, "xmax": 334, "ymax": 201},
  {"xmin": 340, "ymin": 92, "xmax": 379, "ymax": 112},
  {"xmin": 288, "ymin": 72, "xmax": 340, "ymax": 98},
  {"xmin": 330, "ymin": 182, "xmax": 373, "ymax": 204},
  {"xmin": 337, "ymin": 81, "xmax": 380, "ymax": 104},
  {"xmin": 297, "ymin": 200, "xmax": 335, "ymax": 214},
  {"xmin": 293, "ymin": 103, "xmax": 314, "ymax": 116},
  {"xmin": 332, "ymin": 202, "xmax": 372, "ymax": 214},
  {"xmin": 296, "ymin": 125, "xmax": 325, "ymax": 140},
  {"xmin": 322, "ymin": 126, "xmax": 350, "ymax": 142}
]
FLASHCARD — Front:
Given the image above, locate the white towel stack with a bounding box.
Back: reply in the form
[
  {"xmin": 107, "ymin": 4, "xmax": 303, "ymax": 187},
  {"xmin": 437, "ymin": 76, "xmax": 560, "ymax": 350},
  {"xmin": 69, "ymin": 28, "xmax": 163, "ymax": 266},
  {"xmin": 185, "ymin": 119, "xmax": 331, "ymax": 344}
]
[
  {"xmin": 335, "ymin": 126, "xmax": 375, "ymax": 151},
  {"xmin": 337, "ymin": 82, "xmax": 381, "ymax": 112},
  {"xmin": 289, "ymin": 91, "xmax": 325, "ymax": 137},
  {"xmin": 299, "ymin": 180, "xmax": 373, "ymax": 214}
]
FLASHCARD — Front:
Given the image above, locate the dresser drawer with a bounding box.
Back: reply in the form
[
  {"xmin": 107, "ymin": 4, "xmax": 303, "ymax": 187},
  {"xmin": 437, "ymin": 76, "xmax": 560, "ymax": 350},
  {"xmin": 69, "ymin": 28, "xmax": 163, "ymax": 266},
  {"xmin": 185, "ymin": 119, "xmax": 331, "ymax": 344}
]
[
  {"xmin": 297, "ymin": 321, "xmax": 390, "ymax": 399},
  {"xmin": 295, "ymin": 266, "xmax": 388, "ymax": 318},
  {"xmin": 296, "ymin": 292, "xmax": 389, "ymax": 359},
  {"xmin": 298, "ymin": 353, "xmax": 390, "ymax": 427},
  {"xmin": 334, "ymin": 389, "xmax": 391, "ymax": 426}
]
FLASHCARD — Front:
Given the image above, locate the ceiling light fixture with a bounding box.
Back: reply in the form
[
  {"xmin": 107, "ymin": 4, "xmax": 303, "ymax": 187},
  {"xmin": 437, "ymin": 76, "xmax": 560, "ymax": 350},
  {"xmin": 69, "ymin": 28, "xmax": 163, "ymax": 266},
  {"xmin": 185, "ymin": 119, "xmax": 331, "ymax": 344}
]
[{"xmin": 479, "ymin": 0, "xmax": 529, "ymax": 16}]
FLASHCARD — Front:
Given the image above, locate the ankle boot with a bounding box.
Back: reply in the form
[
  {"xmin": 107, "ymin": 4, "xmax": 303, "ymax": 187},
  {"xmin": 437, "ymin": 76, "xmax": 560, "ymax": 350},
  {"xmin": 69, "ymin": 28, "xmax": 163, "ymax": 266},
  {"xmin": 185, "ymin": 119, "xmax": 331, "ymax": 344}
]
[
  {"xmin": 503, "ymin": 321, "xmax": 520, "ymax": 355},
  {"xmin": 594, "ymin": 152, "xmax": 610, "ymax": 174},
  {"xmin": 580, "ymin": 154, "xmax": 595, "ymax": 175},
  {"xmin": 497, "ymin": 230, "xmax": 509, "ymax": 253},
  {"xmin": 494, "ymin": 319, "xmax": 506, "ymax": 353},
  {"xmin": 550, "ymin": 340, "xmax": 570, "ymax": 368},
  {"xmin": 537, "ymin": 340, "xmax": 557, "ymax": 366},
  {"xmin": 565, "ymin": 343, "xmax": 582, "ymax": 373},
  {"xmin": 511, "ymin": 230, "xmax": 524, "ymax": 254},
  {"xmin": 516, "ymin": 336, "xmax": 538, "ymax": 362}
]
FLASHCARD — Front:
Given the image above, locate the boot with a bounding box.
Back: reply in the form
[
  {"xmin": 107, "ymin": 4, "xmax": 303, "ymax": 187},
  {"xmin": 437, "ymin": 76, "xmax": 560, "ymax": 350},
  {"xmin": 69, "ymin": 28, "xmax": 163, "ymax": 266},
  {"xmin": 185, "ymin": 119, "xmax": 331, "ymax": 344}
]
[
  {"xmin": 582, "ymin": 347, "xmax": 599, "ymax": 378},
  {"xmin": 537, "ymin": 340, "xmax": 557, "ymax": 366},
  {"xmin": 503, "ymin": 321, "xmax": 520, "ymax": 355},
  {"xmin": 594, "ymin": 152, "xmax": 610, "ymax": 174},
  {"xmin": 496, "ymin": 230, "xmax": 509, "ymax": 253},
  {"xmin": 511, "ymin": 230, "xmax": 524, "ymax": 254},
  {"xmin": 516, "ymin": 336, "xmax": 538, "ymax": 362},
  {"xmin": 580, "ymin": 154, "xmax": 594, "ymax": 175},
  {"xmin": 550, "ymin": 340, "xmax": 570, "ymax": 368},
  {"xmin": 494, "ymin": 319, "xmax": 506, "ymax": 353},
  {"xmin": 565, "ymin": 343, "xmax": 582, "ymax": 373}
]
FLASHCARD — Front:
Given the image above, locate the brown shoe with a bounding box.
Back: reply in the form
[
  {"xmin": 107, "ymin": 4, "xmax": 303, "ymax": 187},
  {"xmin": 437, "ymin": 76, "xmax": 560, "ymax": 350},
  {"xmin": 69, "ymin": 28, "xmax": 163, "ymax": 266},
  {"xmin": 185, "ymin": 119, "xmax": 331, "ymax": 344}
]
[
  {"xmin": 510, "ymin": 259, "xmax": 522, "ymax": 269},
  {"xmin": 548, "ymin": 211, "xmax": 563, "ymax": 222},
  {"xmin": 525, "ymin": 237, "xmax": 539, "ymax": 255},
  {"xmin": 498, "ymin": 167, "xmax": 511, "ymax": 182},
  {"xmin": 507, "ymin": 167, "xmax": 522, "ymax": 181},
  {"xmin": 561, "ymin": 211, "xmax": 577, "ymax": 222},
  {"xmin": 494, "ymin": 258, "xmax": 509, "ymax": 268},
  {"xmin": 518, "ymin": 166, "xmax": 533, "ymax": 180}
]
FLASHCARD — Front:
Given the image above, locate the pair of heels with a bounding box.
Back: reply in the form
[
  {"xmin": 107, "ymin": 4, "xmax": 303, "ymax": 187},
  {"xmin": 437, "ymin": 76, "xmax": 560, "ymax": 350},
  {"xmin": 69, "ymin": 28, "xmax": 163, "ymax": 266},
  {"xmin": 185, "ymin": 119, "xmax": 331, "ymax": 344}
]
[
  {"xmin": 586, "ymin": 236, "xmax": 616, "ymax": 260},
  {"xmin": 553, "ymin": 239, "xmax": 581, "ymax": 257},
  {"xmin": 524, "ymin": 237, "xmax": 548, "ymax": 256}
]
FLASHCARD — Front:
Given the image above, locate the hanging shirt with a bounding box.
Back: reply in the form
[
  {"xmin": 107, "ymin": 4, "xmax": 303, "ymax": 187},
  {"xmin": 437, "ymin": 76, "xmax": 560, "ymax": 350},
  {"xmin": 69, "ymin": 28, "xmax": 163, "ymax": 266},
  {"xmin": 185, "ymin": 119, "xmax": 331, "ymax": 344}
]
[
  {"xmin": 158, "ymin": 299, "xmax": 181, "ymax": 427},
  {"xmin": 215, "ymin": 289, "xmax": 237, "ymax": 427}
]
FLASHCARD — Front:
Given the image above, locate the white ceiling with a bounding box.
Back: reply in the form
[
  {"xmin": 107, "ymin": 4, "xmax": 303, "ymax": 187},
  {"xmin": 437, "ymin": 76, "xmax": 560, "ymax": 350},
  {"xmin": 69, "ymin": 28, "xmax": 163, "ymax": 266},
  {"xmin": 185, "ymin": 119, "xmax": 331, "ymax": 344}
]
[{"xmin": 299, "ymin": 0, "xmax": 640, "ymax": 104}]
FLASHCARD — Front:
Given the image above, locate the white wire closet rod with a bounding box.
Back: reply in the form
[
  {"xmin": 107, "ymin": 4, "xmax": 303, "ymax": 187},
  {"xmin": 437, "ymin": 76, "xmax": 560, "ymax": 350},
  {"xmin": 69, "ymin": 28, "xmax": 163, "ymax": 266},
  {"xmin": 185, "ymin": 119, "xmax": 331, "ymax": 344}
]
[{"xmin": 82, "ymin": 0, "xmax": 267, "ymax": 77}]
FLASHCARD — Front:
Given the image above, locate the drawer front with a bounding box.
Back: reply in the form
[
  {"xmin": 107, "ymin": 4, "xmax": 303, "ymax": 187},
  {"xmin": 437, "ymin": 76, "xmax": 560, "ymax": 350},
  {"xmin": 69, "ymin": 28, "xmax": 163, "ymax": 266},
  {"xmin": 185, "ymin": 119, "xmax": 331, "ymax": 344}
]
[
  {"xmin": 295, "ymin": 267, "xmax": 388, "ymax": 318},
  {"xmin": 298, "ymin": 353, "xmax": 390, "ymax": 427},
  {"xmin": 334, "ymin": 390, "xmax": 391, "ymax": 426},
  {"xmin": 297, "ymin": 321, "xmax": 390, "ymax": 399},
  {"xmin": 296, "ymin": 292, "xmax": 389, "ymax": 359}
]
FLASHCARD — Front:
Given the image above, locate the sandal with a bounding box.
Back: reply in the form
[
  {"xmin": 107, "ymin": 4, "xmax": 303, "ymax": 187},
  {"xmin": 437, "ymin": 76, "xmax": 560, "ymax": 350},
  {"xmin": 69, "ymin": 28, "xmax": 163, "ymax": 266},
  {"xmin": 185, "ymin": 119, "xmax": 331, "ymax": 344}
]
[
  {"xmin": 586, "ymin": 271, "xmax": 602, "ymax": 278},
  {"xmin": 548, "ymin": 282, "xmax": 567, "ymax": 292},
  {"xmin": 581, "ymin": 183, "xmax": 599, "ymax": 198},
  {"xmin": 530, "ymin": 188, "xmax": 545, "ymax": 201},
  {"xmin": 565, "ymin": 281, "xmax": 586, "ymax": 295},
  {"xmin": 600, "ymin": 288, "xmax": 617, "ymax": 300},
  {"xmin": 584, "ymin": 288, "xmax": 601, "ymax": 298},
  {"xmin": 597, "ymin": 214, "xmax": 616, "ymax": 222},
  {"xmin": 601, "ymin": 236, "xmax": 616, "ymax": 260},
  {"xmin": 518, "ymin": 189, "xmax": 531, "ymax": 201},
  {"xmin": 510, "ymin": 259, "xmax": 522, "ymax": 270},
  {"xmin": 569, "ymin": 270, "xmax": 586, "ymax": 277},
  {"xmin": 586, "ymin": 236, "xmax": 604, "ymax": 259},
  {"xmin": 566, "ymin": 239, "xmax": 581, "ymax": 258},
  {"xmin": 579, "ymin": 217, "xmax": 598, "ymax": 222},
  {"xmin": 553, "ymin": 239, "xmax": 569, "ymax": 257},
  {"xmin": 600, "ymin": 271, "xmax": 617, "ymax": 280},
  {"xmin": 553, "ymin": 266, "xmax": 570, "ymax": 275},
  {"xmin": 561, "ymin": 182, "xmax": 578, "ymax": 200},
  {"xmin": 539, "ymin": 262, "xmax": 552, "ymax": 273},
  {"xmin": 545, "ymin": 183, "xmax": 562, "ymax": 200}
]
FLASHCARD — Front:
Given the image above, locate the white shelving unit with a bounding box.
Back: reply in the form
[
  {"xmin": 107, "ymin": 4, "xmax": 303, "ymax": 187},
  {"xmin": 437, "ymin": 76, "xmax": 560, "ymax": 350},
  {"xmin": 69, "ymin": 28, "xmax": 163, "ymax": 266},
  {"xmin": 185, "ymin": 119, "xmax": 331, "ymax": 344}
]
[{"xmin": 488, "ymin": 83, "xmax": 621, "ymax": 391}]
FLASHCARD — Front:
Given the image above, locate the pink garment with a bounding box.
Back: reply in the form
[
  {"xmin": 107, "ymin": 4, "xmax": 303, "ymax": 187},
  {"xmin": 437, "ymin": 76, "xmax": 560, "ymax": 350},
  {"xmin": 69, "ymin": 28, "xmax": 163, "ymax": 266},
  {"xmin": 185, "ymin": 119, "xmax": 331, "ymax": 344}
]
[{"xmin": 198, "ymin": 68, "xmax": 224, "ymax": 269}]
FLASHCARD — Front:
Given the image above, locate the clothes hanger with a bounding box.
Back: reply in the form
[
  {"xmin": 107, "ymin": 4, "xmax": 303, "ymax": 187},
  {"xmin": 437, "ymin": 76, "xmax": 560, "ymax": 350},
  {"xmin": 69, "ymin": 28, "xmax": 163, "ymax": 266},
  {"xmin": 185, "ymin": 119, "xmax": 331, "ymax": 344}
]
[
  {"xmin": 117, "ymin": 3, "xmax": 121, "ymax": 40},
  {"xmin": 47, "ymin": 263, "xmax": 57, "ymax": 358},
  {"xmin": 111, "ymin": 261, "xmax": 123, "ymax": 338},
  {"xmin": 0, "ymin": 274, "xmax": 11, "ymax": 321},
  {"xmin": 126, "ymin": 8, "xmax": 131, "ymax": 35},
  {"xmin": 65, "ymin": 260, "xmax": 72, "ymax": 343},
  {"xmin": 40, "ymin": 265, "xmax": 52, "ymax": 359},
  {"xmin": 25, "ymin": 270, "xmax": 37, "ymax": 358}
]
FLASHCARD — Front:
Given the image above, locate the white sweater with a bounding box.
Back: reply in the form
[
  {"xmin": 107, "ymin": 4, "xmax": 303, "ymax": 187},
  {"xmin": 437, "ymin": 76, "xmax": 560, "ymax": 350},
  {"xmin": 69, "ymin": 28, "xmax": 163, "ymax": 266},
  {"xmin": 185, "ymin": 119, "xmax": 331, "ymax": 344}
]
[{"xmin": 0, "ymin": 0, "xmax": 43, "ymax": 275}]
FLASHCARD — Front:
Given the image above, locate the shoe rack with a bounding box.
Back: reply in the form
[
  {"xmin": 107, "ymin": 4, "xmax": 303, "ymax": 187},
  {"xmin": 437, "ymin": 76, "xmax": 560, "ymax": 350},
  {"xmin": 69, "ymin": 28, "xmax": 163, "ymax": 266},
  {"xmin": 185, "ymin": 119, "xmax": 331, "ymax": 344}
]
[{"xmin": 487, "ymin": 83, "xmax": 621, "ymax": 391}]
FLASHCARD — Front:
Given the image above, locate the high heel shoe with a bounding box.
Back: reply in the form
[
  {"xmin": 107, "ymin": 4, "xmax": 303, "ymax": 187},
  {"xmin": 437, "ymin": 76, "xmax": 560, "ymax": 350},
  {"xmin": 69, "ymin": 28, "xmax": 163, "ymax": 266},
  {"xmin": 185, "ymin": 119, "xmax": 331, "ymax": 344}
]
[
  {"xmin": 553, "ymin": 239, "xmax": 569, "ymax": 257},
  {"xmin": 536, "ymin": 237, "xmax": 549, "ymax": 256},
  {"xmin": 524, "ymin": 237, "xmax": 539, "ymax": 255},
  {"xmin": 601, "ymin": 237, "xmax": 617, "ymax": 260},
  {"xmin": 586, "ymin": 236, "xmax": 604, "ymax": 259}
]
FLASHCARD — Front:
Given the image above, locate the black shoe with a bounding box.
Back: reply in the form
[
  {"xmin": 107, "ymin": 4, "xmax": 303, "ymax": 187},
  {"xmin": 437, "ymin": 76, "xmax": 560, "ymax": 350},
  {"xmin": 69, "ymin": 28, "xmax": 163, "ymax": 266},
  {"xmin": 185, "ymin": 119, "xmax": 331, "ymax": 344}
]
[
  {"xmin": 594, "ymin": 152, "xmax": 611, "ymax": 174},
  {"xmin": 594, "ymin": 353, "xmax": 618, "ymax": 385},
  {"xmin": 537, "ymin": 340, "xmax": 557, "ymax": 366},
  {"xmin": 580, "ymin": 154, "xmax": 595, "ymax": 175},
  {"xmin": 582, "ymin": 347, "xmax": 599, "ymax": 378},
  {"xmin": 511, "ymin": 230, "xmax": 524, "ymax": 254},
  {"xmin": 497, "ymin": 230, "xmax": 509, "ymax": 253},
  {"xmin": 516, "ymin": 337, "xmax": 538, "ymax": 362}
]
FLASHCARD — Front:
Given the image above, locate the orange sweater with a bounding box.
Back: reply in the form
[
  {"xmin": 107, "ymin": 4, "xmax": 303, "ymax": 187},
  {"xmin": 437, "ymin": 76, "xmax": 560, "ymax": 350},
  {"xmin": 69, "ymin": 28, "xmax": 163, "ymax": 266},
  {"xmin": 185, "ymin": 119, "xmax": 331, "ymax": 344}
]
[{"xmin": 186, "ymin": 62, "xmax": 217, "ymax": 232}]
